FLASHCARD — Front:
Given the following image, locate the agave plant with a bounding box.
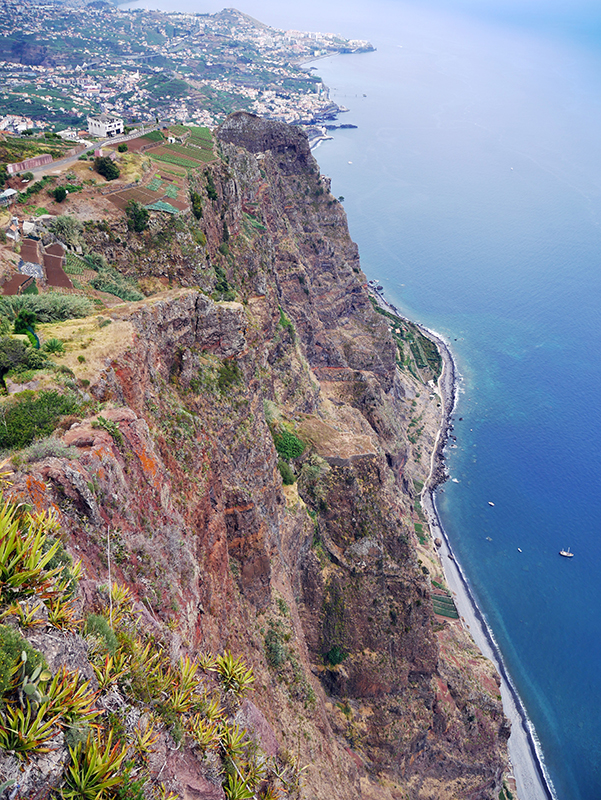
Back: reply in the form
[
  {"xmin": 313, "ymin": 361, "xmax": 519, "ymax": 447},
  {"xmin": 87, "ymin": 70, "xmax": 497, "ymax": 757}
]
[
  {"xmin": 219, "ymin": 722, "xmax": 249, "ymax": 762},
  {"xmin": 260, "ymin": 787, "xmax": 282, "ymax": 800},
  {"xmin": 47, "ymin": 594, "xmax": 80, "ymax": 631},
  {"xmin": 63, "ymin": 729, "xmax": 128, "ymax": 800},
  {"xmin": 198, "ymin": 692, "xmax": 224, "ymax": 722},
  {"xmin": 0, "ymin": 501, "xmax": 63, "ymax": 603},
  {"xmin": 92, "ymin": 652, "xmax": 129, "ymax": 690},
  {"xmin": 213, "ymin": 652, "xmax": 255, "ymax": 697},
  {"xmin": 198, "ymin": 651, "xmax": 217, "ymax": 672},
  {"xmin": 223, "ymin": 773, "xmax": 254, "ymax": 800},
  {"xmin": 45, "ymin": 668, "xmax": 99, "ymax": 726},
  {"xmin": 109, "ymin": 583, "xmax": 135, "ymax": 625},
  {"xmin": 0, "ymin": 703, "xmax": 60, "ymax": 759},
  {"xmin": 178, "ymin": 655, "xmax": 200, "ymax": 693},
  {"xmin": 2, "ymin": 599, "xmax": 45, "ymax": 628},
  {"xmin": 133, "ymin": 717, "xmax": 159, "ymax": 757},
  {"xmin": 187, "ymin": 714, "xmax": 219, "ymax": 754}
]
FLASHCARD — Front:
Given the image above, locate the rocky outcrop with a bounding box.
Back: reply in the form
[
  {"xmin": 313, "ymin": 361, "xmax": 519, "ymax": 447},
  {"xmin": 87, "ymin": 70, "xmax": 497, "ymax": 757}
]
[{"xmin": 6, "ymin": 114, "xmax": 510, "ymax": 799}]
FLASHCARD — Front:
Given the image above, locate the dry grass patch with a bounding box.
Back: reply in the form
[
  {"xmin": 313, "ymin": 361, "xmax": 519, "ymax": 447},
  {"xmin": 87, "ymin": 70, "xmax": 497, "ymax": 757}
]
[
  {"xmin": 298, "ymin": 415, "xmax": 377, "ymax": 461},
  {"xmin": 39, "ymin": 314, "xmax": 135, "ymax": 382},
  {"xmin": 282, "ymin": 481, "xmax": 305, "ymax": 510}
]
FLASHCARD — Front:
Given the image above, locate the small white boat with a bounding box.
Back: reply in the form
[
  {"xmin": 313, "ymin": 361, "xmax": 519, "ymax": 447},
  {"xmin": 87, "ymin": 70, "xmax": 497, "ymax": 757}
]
[
  {"xmin": 488, "ymin": 501, "xmax": 495, "ymax": 507},
  {"xmin": 517, "ymin": 548, "xmax": 522, "ymax": 553},
  {"xmin": 559, "ymin": 548, "xmax": 574, "ymax": 558}
]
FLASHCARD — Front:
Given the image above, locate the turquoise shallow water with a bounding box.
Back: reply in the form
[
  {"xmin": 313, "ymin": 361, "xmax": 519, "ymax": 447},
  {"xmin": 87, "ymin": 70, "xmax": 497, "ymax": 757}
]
[{"xmin": 126, "ymin": 1, "xmax": 601, "ymax": 796}]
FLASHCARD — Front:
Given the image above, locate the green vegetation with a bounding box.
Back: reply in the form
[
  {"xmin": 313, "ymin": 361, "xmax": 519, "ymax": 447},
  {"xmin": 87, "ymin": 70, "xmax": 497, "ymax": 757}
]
[
  {"xmin": 90, "ymin": 264, "xmax": 144, "ymax": 302},
  {"xmin": 212, "ymin": 264, "xmax": 235, "ymax": 302},
  {"xmin": 278, "ymin": 308, "xmax": 295, "ymax": 339},
  {"xmin": 43, "ymin": 337, "xmax": 65, "ymax": 354},
  {"xmin": 125, "ymin": 199, "xmax": 149, "ymax": 232},
  {"xmin": 94, "ymin": 156, "xmax": 120, "ymax": 181},
  {"xmin": 370, "ymin": 297, "xmax": 442, "ymax": 380},
  {"xmin": 140, "ymin": 130, "xmax": 164, "ymax": 143},
  {"xmin": 324, "ymin": 645, "xmax": 348, "ymax": 666},
  {"xmin": 431, "ymin": 593, "xmax": 459, "ymax": 619},
  {"xmin": 0, "ymin": 293, "xmax": 93, "ymax": 323},
  {"xmin": 0, "ymin": 625, "xmax": 46, "ymax": 696},
  {"xmin": 18, "ymin": 176, "xmax": 54, "ymax": 204},
  {"xmin": 91, "ymin": 415, "xmax": 124, "ymax": 446},
  {"xmin": 117, "ymin": 143, "xmax": 128, "ymax": 153},
  {"xmin": 271, "ymin": 427, "xmax": 305, "ymax": 461},
  {"xmin": 48, "ymin": 215, "xmax": 84, "ymax": 249},
  {"xmin": 85, "ymin": 613, "xmax": 118, "ymax": 655},
  {"xmin": 278, "ymin": 460, "xmax": 295, "ymax": 485},
  {"xmin": 190, "ymin": 190, "xmax": 203, "ymax": 219},
  {"xmin": 206, "ymin": 170, "xmax": 218, "ymax": 201},
  {"xmin": 0, "ymin": 390, "xmax": 78, "ymax": 450},
  {"xmin": 0, "ymin": 336, "xmax": 46, "ymax": 386},
  {"xmin": 217, "ymin": 359, "xmax": 242, "ymax": 394},
  {"xmin": 53, "ymin": 186, "xmax": 67, "ymax": 203},
  {"xmin": 263, "ymin": 603, "xmax": 315, "ymax": 707}
]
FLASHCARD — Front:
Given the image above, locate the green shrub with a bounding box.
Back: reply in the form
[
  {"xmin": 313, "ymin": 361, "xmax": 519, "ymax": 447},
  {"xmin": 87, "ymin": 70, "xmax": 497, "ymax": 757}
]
[
  {"xmin": 324, "ymin": 645, "xmax": 347, "ymax": 667},
  {"xmin": 213, "ymin": 264, "xmax": 234, "ymax": 301},
  {"xmin": 278, "ymin": 460, "xmax": 295, "ymax": 485},
  {"xmin": 83, "ymin": 253, "xmax": 107, "ymax": 271},
  {"xmin": 91, "ymin": 415, "xmax": 123, "ymax": 446},
  {"xmin": 117, "ymin": 143, "xmax": 128, "ymax": 153},
  {"xmin": 125, "ymin": 200, "xmax": 149, "ymax": 232},
  {"xmin": 85, "ymin": 614, "xmax": 118, "ymax": 655},
  {"xmin": 94, "ymin": 156, "xmax": 120, "ymax": 181},
  {"xmin": 43, "ymin": 338, "xmax": 64, "ymax": 354},
  {"xmin": 272, "ymin": 428, "xmax": 305, "ymax": 461},
  {"xmin": 20, "ymin": 438, "xmax": 79, "ymax": 464},
  {"xmin": 0, "ymin": 390, "xmax": 78, "ymax": 449},
  {"xmin": 190, "ymin": 190, "xmax": 203, "ymax": 219},
  {"xmin": 48, "ymin": 215, "xmax": 84, "ymax": 248},
  {"xmin": 53, "ymin": 186, "xmax": 67, "ymax": 203},
  {"xmin": 0, "ymin": 625, "xmax": 46, "ymax": 697},
  {"xmin": 90, "ymin": 266, "xmax": 143, "ymax": 302},
  {"xmin": 0, "ymin": 336, "xmax": 47, "ymax": 385},
  {"xmin": 205, "ymin": 171, "xmax": 218, "ymax": 201},
  {"xmin": 13, "ymin": 309, "xmax": 36, "ymax": 334},
  {"xmin": 217, "ymin": 359, "xmax": 241, "ymax": 393}
]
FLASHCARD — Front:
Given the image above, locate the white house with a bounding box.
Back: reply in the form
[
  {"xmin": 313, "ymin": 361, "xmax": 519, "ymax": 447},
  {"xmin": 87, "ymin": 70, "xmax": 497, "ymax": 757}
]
[
  {"xmin": 0, "ymin": 188, "xmax": 17, "ymax": 208},
  {"xmin": 86, "ymin": 113, "xmax": 124, "ymax": 138}
]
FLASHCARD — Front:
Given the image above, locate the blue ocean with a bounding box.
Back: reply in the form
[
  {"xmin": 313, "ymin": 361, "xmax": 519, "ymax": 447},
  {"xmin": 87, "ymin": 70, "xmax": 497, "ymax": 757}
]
[{"xmin": 132, "ymin": 0, "xmax": 601, "ymax": 796}]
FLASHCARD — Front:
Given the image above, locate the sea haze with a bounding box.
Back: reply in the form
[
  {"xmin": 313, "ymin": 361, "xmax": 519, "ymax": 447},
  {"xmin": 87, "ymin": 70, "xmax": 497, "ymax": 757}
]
[{"xmin": 131, "ymin": 0, "xmax": 601, "ymax": 797}]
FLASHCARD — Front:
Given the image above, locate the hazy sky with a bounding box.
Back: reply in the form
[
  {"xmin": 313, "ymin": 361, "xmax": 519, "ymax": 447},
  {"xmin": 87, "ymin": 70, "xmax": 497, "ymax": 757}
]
[{"xmin": 135, "ymin": 0, "xmax": 601, "ymax": 50}]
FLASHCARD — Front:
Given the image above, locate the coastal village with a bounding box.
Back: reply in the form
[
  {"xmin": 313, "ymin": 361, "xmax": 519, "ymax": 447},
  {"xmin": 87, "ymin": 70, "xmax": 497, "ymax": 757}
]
[{"xmin": 0, "ymin": 1, "xmax": 372, "ymax": 129}]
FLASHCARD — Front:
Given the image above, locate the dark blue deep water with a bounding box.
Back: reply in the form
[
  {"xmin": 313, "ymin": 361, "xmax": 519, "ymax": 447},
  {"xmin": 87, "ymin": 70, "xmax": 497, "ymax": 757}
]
[{"xmin": 132, "ymin": 1, "xmax": 601, "ymax": 796}]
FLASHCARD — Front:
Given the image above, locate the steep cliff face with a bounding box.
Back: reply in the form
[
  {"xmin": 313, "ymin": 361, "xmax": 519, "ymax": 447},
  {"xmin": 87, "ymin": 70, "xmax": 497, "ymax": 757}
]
[{"xmin": 5, "ymin": 113, "xmax": 510, "ymax": 799}]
